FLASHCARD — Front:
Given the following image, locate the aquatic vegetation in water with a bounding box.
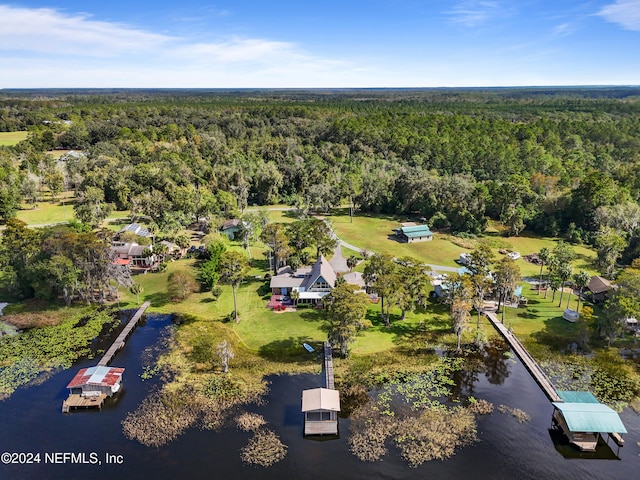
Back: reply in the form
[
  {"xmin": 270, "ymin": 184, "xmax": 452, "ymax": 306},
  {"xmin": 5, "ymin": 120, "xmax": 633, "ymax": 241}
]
[
  {"xmin": 122, "ymin": 388, "xmax": 202, "ymax": 447},
  {"xmin": 0, "ymin": 308, "xmax": 118, "ymax": 396},
  {"xmin": 240, "ymin": 429, "xmax": 287, "ymax": 467},
  {"xmin": 467, "ymin": 397, "xmax": 494, "ymax": 415},
  {"xmin": 235, "ymin": 413, "xmax": 267, "ymax": 432},
  {"xmin": 498, "ymin": 404, "xmax": 530, "ymax": 423},
  {"xmin": 348, "ymin": 357, "xmax": 486, "ymax": 467},
  {"xmin": 349, "ymin": 400, "xmax": 478, "ymax": 467},
  {"xmin": 394, "ymin": 408, "xmax": 477, "ymax": 467},
  {"xmin": 541, "ymin": 355, "xmax": 640, "ymax": 411}
]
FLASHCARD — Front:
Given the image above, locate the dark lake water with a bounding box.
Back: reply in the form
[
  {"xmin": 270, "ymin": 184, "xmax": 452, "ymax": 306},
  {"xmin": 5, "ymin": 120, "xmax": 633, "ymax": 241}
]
[{"xmin": 1, "ymin": 314, "xmax": 639, "ymax": 480}]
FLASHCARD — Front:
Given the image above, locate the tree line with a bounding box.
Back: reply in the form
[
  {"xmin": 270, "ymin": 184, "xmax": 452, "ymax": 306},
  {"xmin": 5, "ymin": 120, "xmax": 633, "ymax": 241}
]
[{"xmin": 1, "ymin": 89, "xmax": 640, "ymax": 271}]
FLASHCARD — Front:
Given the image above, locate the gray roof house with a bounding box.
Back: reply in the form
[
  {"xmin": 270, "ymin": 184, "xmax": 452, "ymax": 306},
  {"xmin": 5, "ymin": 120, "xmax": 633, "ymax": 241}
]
[{"xmin": 270, "ymin": 256, "xmax": 337, "ymax": 303}]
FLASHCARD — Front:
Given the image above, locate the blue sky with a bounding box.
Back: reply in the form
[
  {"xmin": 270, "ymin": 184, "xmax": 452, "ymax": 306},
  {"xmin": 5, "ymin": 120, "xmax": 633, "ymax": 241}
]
[{"xmin": 1, "ymin": 1, "xmax": 639, "ymax": 87}]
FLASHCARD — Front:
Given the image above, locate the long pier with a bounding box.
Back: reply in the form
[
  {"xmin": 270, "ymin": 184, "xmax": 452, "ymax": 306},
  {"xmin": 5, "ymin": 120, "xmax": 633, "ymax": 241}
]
[
  {"xmin": 483, "ymin": 310, "xmax": 562, "ymax": 402},
  {"xmin": 98, "ymin": 301, "xmax": 150, "ymax": 367},
  {"xmin": 323, "ymin": 341, "xmax": 335, "ymax": 390}
]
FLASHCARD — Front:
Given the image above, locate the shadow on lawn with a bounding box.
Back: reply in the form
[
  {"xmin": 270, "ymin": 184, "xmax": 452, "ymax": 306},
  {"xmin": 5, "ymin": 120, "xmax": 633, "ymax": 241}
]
[
  {"xmin": 144, "ymin": 291, "xmax": 171, "ymax": 308},
  {"xmin": 258, "ymin": 336, "xmax": 323, "ymax": 362},
  {"xmin": 530, "ymin": 316, "xmax": 579, "ymax": 352}
]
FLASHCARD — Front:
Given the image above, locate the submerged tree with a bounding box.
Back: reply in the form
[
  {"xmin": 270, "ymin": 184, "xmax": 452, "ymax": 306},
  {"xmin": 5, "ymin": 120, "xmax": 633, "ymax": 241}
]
[
  {"xmin": 451, "ymin": 297, "xmax": 472, "ymax": 351},
  {"xmin": 216, "ymin": 339, "xmax": 235, "ymax": 373}
]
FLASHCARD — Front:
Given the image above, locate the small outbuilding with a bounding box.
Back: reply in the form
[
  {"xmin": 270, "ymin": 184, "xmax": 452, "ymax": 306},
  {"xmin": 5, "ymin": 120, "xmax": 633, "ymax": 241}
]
[
  {"xmin": 63, "ymin": 365, "xmax": 125, "ymax": 412},
  {"xmin": 393, "ymin": 225, "xmax": 433, "ymax": 243},
  {"xmin": 301, "ymin": 388, "xmax": 340, "ymax": 435},
  {"xmin": 220, "ymin": 219, "xmax": 244, "ymax": 240},
  {"xmin": 587, "ymin": 276, "xmax": 613, "ymax": 303},
  {"xmin": 66, "ymin": 366, "xmax": 124, "ymax": 397}
]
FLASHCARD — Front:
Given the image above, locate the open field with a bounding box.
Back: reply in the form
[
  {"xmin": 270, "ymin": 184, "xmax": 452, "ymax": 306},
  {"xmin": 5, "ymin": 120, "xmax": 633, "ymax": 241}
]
[
  {"xmin": 0, "ymin": 131, "xmax": 28, "ymax": 146},
  {"xmin": 16, "ymin": 199, "xmax": 130, "ymax": 227},
  {"xmin": 329, "ymin": 213, "xmax": 465, "ymax": 267},
  {"xmin": 327, "ymin": 211, "xmax": 597, "ymax": 276}
]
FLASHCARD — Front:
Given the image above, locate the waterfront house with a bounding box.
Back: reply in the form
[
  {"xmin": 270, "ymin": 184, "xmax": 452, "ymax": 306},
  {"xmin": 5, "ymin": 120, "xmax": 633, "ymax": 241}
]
[
  {"xmin": 269, "ymin": 255, "xmax": 337, "ymax": 304},
  {"xmin": 110, "ymin": 242, "xmax": 155, "ymax": 268}
]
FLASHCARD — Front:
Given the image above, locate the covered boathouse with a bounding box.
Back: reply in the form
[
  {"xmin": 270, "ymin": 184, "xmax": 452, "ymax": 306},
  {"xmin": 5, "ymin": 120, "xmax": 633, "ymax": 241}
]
[
  {"xmin": 62, "ymin": 366, "xmax": 124, "ymax": 412},
  {"xmin": 302, "ymin": 387, "xmax": 340, "ymax": 435},
  {"xmin": 552, "ymin": 391, "xmax": 627, "ymax": 452}
]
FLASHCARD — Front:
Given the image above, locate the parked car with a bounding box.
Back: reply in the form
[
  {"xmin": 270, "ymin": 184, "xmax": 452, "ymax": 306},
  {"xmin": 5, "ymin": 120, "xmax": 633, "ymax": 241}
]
[{"xmin": 508, "ymin": 251, "xmax": 521, "ymax": 260}]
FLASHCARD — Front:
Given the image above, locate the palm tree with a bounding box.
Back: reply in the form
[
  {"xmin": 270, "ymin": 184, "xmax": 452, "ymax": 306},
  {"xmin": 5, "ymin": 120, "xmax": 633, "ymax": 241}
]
[
  {"xmin": 218, "ymin": 251, "xmax": 250, "ymax": 323},
  {"xmin": 544, "ymin": 256, "xmax": 558, "ymax": 299},
  {"xmin": 549, "ymin": 275, "xmax": 562, "ymax": 303},
  {"xmin": 573, "ymin": 270, "xmax": 590, "ymax": 313},
  {"xmin": 537, "ymin": 247, "xmax": 551, "ymax": 295},
  {"xmin": 557, "ymin": 264, "xmax": 573, "ymax": 308},
  {"xmin": 289, "ymin": 289, "xmax": 300, "ymax": 306},
  {"xmin": 346, "ymin": 255, "xmax": 359, "ymax": 272}
]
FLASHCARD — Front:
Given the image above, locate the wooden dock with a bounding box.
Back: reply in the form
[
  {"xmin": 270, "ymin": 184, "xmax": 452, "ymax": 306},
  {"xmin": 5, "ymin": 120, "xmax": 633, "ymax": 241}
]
[
  {"xmin": 323, "ymin": 341, "xmax": 334, "ymax": 390},
  {"xmin": 61, "ymin": 393, "xmax": 107, "ymax": 412},
  {"xmin": 483, "ymin": 310, "xmax": 562, "ymax": 402},
  {"xmin": 97, "ymin": 301, "xmax": 150, "ymax": 367}
]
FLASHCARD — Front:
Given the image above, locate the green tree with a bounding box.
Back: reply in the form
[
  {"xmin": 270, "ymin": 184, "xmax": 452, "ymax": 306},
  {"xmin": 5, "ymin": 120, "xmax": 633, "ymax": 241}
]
[
  {"xmin": 396, "ymin": 257, "xmax": 431, "ymax": 320},
  {"xmin": 346, "ymin": 255, "xmax": 359, "ymax": 271},
  {"xmin": 73, "ymin": 186, "xmax": 113, "ymax": 226},
  {"xmin": 260, "ymin": 223, "xmax": 290, "ymax": 274},
  {"xmin": 218, "ymin": 251, "xmax": 250, "ymax": 323},
  {"xmin": 363, "ymin": 253, "xmax": 396, "ymax": 325},
  {"xmin": 595, "ymin": 226, "xmax": 626, "ymax": 278},
  {"xmin": 325, "ymin": 283, "xmax": 370, "ymax": 357},
  {"xmin": 0, "ymin": 156, "xmax": 22, "ymax": 222},
  {"xmin": 451, "ymin": 297, "xmax": 472, "ymax": 351},
  {"xmin": 537, "ymin": 247, "xmax": 551, "ymax": 295},
  {"xmin": 130, "ymin": 283, "xmax": 143, "ymax": 304},
  {"xmin": 557, "ymin": 263, "xmax": 573, "ymax": 308},
  {"xmin": 549, "ymin": 275, "xmax": 562, "ymax": 303},
  {"xmin": 573, "ymin": 270, "xmax": 590, "ymax": 313},
  {"xmin": 494, "ymin": 257, "xmax": 521, "ymax": 323},
  {"xmin": 167, "ymin": 270, "xmax": 199, "ymax": 301}
]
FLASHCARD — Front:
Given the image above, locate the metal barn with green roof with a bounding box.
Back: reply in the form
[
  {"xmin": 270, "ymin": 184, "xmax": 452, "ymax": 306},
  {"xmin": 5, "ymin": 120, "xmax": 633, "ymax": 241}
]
[{"xmin": 393, "ymin": 225, "xmax": 434, "ymax": 243}]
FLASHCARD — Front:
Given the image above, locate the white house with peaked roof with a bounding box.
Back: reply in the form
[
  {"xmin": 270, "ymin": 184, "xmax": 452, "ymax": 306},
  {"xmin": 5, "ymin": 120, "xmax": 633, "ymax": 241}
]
[{"xmin": 270, "ymin": 255, "xmax": 337, "ymax": 303}]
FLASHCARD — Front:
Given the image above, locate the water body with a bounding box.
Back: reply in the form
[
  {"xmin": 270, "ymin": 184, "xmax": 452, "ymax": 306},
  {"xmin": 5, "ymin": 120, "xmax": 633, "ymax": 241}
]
[{"xmin": 1, "ymin": 314, "xmax": 639, "ymax": 480}]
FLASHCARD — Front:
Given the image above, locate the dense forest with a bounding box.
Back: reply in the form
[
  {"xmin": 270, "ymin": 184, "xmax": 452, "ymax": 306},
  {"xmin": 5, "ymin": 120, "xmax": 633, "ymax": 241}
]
[{"xmin": 2, "ymin": 88, "xmax": 640, "ymax": 264}]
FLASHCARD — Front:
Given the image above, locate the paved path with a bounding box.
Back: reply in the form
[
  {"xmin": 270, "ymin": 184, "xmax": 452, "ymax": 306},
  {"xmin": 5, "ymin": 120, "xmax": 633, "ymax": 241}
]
[{"xmin": 329, "ymin": 243, "xmax": 349, "ymax": 273}]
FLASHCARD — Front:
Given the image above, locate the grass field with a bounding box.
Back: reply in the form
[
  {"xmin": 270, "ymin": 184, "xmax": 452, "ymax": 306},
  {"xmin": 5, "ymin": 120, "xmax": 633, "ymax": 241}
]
[
  {"xmin": 16, "ymin": 199, "xmax": 130, "ymax": 227},
  {"xmin": 0, "ymin": 131, "xmax": 28, "ymax": 146},
  {"xmin": 327, "ymin": 211, "xmax": 597, "ymax": 277}
]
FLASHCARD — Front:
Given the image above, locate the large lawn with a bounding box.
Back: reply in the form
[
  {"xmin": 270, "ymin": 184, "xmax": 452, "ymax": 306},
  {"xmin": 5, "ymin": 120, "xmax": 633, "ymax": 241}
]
[
  {"xmin": 118, "ymin": 257, "xmax": 459, "ymax": 356},
  {"xmin": 15, "ymin": 191, "xmax": 130, "ymax": 226},
  {"xmin": 328, "ymin": 212, "xmax": 597, "ymax": 276},
  {"xmin": 330, "ymin": 213, "xmax": 465, "ymax": 267},
  {"xmin": 0, "ymin": 131, "xmax": 28, "ymax": 146}
]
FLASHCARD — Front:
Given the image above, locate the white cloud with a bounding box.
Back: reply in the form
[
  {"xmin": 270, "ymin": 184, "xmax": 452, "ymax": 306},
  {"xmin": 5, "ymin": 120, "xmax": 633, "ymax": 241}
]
[
  {"xmin": 445, "ymin": 1, "xmax": 504, "ymax": 27},
  {"xmin": 552, "ymin": 22, "xmax": 575, "ymax": 37},
  {"xmin": 0, "ymin": 4, "xmax": 356, "ymax": 87},
  {"xmin": 0, "ymin": 5, "xmax": 171, "ymax": 55},
  {"xmin": 598, "ymin": 0, "xmax": 640, "ymax": 31}
]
